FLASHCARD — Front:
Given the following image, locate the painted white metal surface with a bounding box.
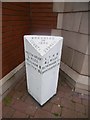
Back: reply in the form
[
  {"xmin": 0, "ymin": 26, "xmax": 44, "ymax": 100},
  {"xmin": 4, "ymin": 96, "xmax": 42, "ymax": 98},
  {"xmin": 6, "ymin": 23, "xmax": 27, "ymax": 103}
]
[{"xmin": 24, "ymin": 35, "xmax": 63, "ymax": 105}]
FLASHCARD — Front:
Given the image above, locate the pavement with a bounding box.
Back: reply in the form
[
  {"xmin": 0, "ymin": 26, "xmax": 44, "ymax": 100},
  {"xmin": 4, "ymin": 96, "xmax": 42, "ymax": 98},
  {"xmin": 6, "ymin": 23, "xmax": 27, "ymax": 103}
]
[{"xmin": 2, "ymin": 74, "xmax": 89, "ymax": 118}]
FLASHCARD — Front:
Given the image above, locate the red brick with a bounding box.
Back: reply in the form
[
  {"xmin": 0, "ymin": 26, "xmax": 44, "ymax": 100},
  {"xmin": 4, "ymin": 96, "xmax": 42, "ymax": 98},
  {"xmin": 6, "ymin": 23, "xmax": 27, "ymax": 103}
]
[
  {"xmin": 61, "ymin": 98, "xmax": 75, "ymax": 110},
  {"xmin": 2, "ymin": 77, "xmax": 88, "ymax": 119},
  {"xmin": 7, "ymin": 90, "xmax": 15, "ymax": 98},
  {"xmin": 25, "ymin": 96, "xmax": 40, "ymax": 108},
  {"xmin": 13, "ymin": 91, "xmax": 24, "ymax": 100},
  {"xmin": 21, "ymin": 92, "xmax": 29, "ymax": 101},
  {"xmin": 31, "ymin": 3, "xmax": 57, "ymax": 34},
  {"xmin": 77, "ymin": 112, "xmax": 88, "ymax": 118},
  {"xmin": 72, "ymin": 95, "xmax": 82, "ymax": 104},
  {"xmin": 82, "ymin": 99, "xmax": 88, "ymax": 106},
  {"xmin": 51, "ymin": 104, "xmax": 61, "ymax": 116},
  {"xmin": 41, "ymin": 102, "xmax": 53, "ymax": 112},
  {"xmin": 2, "ymin": 106, "xmax": 15, "ymax": 118},
  {"xmin": 12, "ymin": 111, "xmax": 28, "ymax": 118},
  {"xmin": 63, "ymin": 92, "xmax": 73, "ymax": 100},
  {"xmin": 34, "ymin": 109, "xmax": 53, "ymax": 118},
  {"xmin": 2, "ymin": 2, "xmax": 31, "ymax": 77},
  {"xmin": 17, "ymin": 81, "xmax": 27, "ymax": 93},
  {"xmin": 50, "ymin": 94, "xmax": 61, "ymax": 105},
  {"xmin": 12, "ymin": 100, "xmax": 28, "ymax": 113},
  {"xmin": 75, "ymin": 103, "xmax": 85, "ymax": 114},
  {"xmin": 85, "ymin": 105, "xmax": 89, "ymax": 116},
  {"xmin": 14, "ymin": 80, "xmax": 23, "ymax": 91},
  {"xmin": 25, "ymin": 96, "xmax": 35, "ymax": 105},
  {"xmin": 57, "ymin": 91, "xmax": 65, "ymax": 98},
  {"xmin": 58, "ymin": 86, "xmax": 73, "ymax": 100},
  {"xmin": 25, "ymin": 105, "xmax": 37, "ymax": 116},
  {"xmin": 62, "ymin": 108, "xmax": 77, "ymax": 118},
  {"xmin": 9, "ymin": 97, "xmax": 21, "ymax": 107}
]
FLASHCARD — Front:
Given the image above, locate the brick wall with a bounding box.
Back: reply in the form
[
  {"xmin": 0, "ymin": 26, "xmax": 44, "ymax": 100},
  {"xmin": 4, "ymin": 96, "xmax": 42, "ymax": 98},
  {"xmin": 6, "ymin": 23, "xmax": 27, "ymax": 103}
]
[
  {"xmin": 30, "ymin": 2, "xmax": 57, "ymax": 35},
  {"xmin": 2, "ymin": 2, "xmax": 57, "ymax": 78},
  {"xmin": 1, "ymin": 2, "xmax": 58, "ymax": 98},
  {"xmin": 2, "ymin": 2, "xmax": 30, "ymax": 77},
  {"xmin": 0, "ymin": 2, "xmax": 2, "ymax": 80},
  {"xmin": 52, "ymin": 2, "xmax": 89, "ymax": 94}
]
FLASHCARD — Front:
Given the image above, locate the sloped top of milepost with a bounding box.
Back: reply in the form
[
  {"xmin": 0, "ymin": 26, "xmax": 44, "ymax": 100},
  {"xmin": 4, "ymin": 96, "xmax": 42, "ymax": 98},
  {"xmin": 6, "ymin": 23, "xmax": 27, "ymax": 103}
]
[{"xmin": 24, "ymin": 35, "xmax": 63, "ymax": 56}]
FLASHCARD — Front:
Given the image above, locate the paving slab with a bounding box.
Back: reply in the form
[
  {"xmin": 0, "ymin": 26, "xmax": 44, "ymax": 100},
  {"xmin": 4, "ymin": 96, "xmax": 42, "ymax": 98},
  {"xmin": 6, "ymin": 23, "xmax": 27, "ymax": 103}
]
[{"xmin": 2, "ymin": 77, "xmax": 89, "ymax": 118}]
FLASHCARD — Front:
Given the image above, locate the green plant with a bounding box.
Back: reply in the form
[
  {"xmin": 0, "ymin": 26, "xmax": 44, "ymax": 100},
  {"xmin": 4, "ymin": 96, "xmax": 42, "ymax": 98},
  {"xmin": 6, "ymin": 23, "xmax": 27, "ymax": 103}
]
[
  {"xmin": 3, "ymin": 96, "xmax": 12, "ymax": 106},
  {"xmin": 53, "ymin": 113, "xmax": 60, "ymax": 117}
]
